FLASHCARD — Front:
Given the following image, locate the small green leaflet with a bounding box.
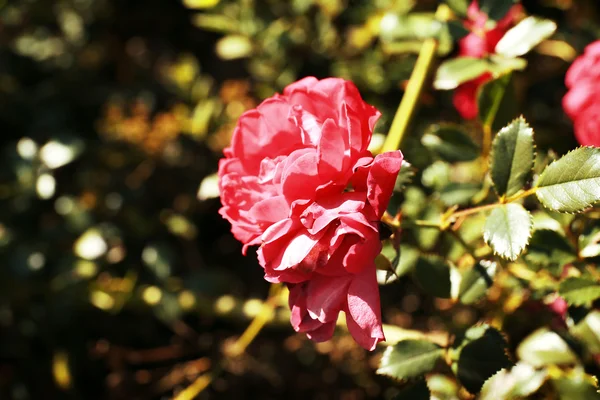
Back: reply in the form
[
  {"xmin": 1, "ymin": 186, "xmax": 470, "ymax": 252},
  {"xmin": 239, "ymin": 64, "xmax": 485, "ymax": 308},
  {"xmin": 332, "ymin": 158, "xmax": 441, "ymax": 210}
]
[
  {"xmin": 559, "ymin": 277, "xmax": 600, "ymax": 307},
  {"xmin": 516, "ymin": 328, "xmax": 578, "ymax": 368},
  {"xmin": 453, "ymin": 260, "xmax": 497, "ymax": 305},
  {"xmin": 490, "ymin": 116, "xmax": 535, "ymax": 197},
  {"xmin": 483, "ymin": 204, "xmax": 532, "ymax": 261},
  {"xmin": 495, "ymin": 16, "xmax": 557, "ymax": 58},
  {"xmin": 453, "ymin": 324, "xmax": 513, "ymax": 394},
  {"xmin": 434, "ymin": 57, "xmax": 491, "ymax": 90},
  {"xmin": 377, "ymin": 340, "xmax": 444, "ymax": 380},
  {"xmin": 480, "ymin": 363, "xmax": 548, "ymax": 400},
  {"xmin": 536, "ymin": 147, "xmax": 600, "ymax": 213}
]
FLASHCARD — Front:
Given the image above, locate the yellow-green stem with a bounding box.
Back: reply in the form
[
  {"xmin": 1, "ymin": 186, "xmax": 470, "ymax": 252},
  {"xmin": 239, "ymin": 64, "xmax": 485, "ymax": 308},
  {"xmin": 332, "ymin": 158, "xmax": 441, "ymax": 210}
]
[
  {"xmin": 173, "ymin": 283, "xmax": 283, "ymax": 400},
  {"xmin": 381, "ymin": 4, "xmax": 450, "ymax": 153}
]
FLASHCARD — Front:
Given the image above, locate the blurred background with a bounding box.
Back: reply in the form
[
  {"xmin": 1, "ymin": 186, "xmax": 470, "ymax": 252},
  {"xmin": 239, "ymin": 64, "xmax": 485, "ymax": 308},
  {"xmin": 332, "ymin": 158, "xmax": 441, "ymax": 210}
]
[{"xmin": 0, "ymin": 0, "xmax": 597, "ymax": 398}]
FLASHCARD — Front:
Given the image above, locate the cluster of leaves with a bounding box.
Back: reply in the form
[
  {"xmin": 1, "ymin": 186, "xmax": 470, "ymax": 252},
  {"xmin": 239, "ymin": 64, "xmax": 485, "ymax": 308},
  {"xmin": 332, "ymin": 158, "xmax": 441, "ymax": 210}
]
[
  {"xmin": 378, "ymin": 114, "xmax": 600, "ymax": 398},
  {"xmin": 374, "ymin": 1, "xmax": 600, "ymax": 395}
]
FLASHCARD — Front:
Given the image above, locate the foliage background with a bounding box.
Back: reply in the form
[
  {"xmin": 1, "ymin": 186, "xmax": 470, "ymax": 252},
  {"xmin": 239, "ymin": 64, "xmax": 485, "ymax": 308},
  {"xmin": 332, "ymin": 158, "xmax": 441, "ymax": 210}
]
[{"xmin": 0, "ymin": 0, "xmax": 598, "ymax": 399}]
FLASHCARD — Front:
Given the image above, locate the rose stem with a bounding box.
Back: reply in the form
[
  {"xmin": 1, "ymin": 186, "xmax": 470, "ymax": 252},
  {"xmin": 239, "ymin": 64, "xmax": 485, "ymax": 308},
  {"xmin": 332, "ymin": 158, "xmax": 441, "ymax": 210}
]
[
  {"xmin": 173, "ymin": 283, "xmax": 283, "ymax": 400},
  {"xmin": 381, "ymin": 4, "xmax": 451, "ymax": 153}
]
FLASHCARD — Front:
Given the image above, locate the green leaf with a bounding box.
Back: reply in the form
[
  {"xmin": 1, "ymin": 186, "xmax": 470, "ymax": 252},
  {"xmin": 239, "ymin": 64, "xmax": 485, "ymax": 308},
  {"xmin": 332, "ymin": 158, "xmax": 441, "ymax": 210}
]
[
  {"xmin": 422, "ymin": 125, "xmax": 479, "ymax": 163},
  {"xmin": 559, "ymin": 277, "xmax": 600, "ymax": 307},
  {"xmin": 413, "ymin": 256, "xmax": 451, "ymax": 298},
  {"xmin": 524, "ymin": 229, "xmax": 577, "ymax": 272},
  {"xmin": 480, "ymin": 362, "xmax": 548, "ymax": 400},
  {"xmin": 379, "ymin": 13, "xmax": 441, "ymax": 42},
  {"xmin": 483, "ymin": 204, "xmax": 532, "ymax": 261},
  {"xmin": 443, "ymin": 0, "xmax": 469, "ymax": 16},
  {"xmin": 479, "ymin": 0, "xmax": 517, "ymax": 22},
  {"xmin": 517, "ymin": 328, "xmax": 578, "ymax": 368},
  {"xmin": 394, "ymin": 160, "xmax": 415, "ymax": 192},
  {"xmin": 394, "ymin": 380, "xmax": 431, "ymax": 400},
  {"xmin": 535, "ymin": 147, "xmax": 600, "ymax": 213},
  {"xmin": 490, "ymin": 116, "xmax": 535, "ymax": 197},
  {"xmin": 489, "ymin": 55, "xmax": 528, "ymax": 75},
  {"xmin": 428, "ymin": 374, "xmax": 459, "ymax": 399},
  {"xmin": 579, "ymin": 226, "xmax": 600, "ymax": 258},
  {"xmin": 495, "ymin": 16, "xmax": 557, "ymax": 58},
  {"xmin": 415, "ymin": 204, "xmax": 443, "ymax": 251},
  {"xmin": 434, "ymin": 57, "xmax": 491, "ymax": 90},
  {"xmin": 453, "ymin": 325, "xmax": 513, "ymax": 394},
  {"xmin": 377, "ymin": 340, "xmax": 444, "ymax": 380},
  {"xmin": 439, "ymin": 182, "xmax": 482, "ymax": 206},
  {"xmin": 446, "ymin": 20, "xmax": 470, "ymax": 41},
  {"xmin": 571, "ymin": 311, "xmax": 600, "ymax": 354},
  {"xmin": 552, "ymin": 370, "xmax": 600, "ymax": 400},
  {"xmin": 377, "ymin": 242, "xmax": 419, "ymax": 285},
  {"xmin": 477, "ymin": 73, "xmax": 517, "ymax": 131},
  {"xmin": 454, "ymin": 260, "xmax": 497, "ymax": 305},
  {"xmin": 422, "ymin": 161, "xmax": 450, "ymax": 190}
]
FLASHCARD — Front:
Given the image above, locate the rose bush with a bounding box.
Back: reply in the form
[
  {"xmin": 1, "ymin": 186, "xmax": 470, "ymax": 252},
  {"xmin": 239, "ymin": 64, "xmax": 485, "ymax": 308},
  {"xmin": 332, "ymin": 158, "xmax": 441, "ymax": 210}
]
[
  {"xmin": 563, "ymin": 40, "xmax": 600, "ymax": 146},
  {"xmin": 453, "ymin": 1, "xmax": 520, "ymax": 119},
  {"xmin": 218, "ymin": 77, "xmax": 402, "ymax": 350}
]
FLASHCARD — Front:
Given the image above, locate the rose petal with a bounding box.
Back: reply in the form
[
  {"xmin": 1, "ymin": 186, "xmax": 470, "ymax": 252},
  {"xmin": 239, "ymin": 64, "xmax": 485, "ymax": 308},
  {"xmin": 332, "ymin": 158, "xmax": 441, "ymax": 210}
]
[
  {"xmin": 317, "ymin": 118, "xmax": 346, "ymax": 181},
  {"xmin": 366, "ymin": 151, "xmax": 403, "ymax": 219},
  {"xmin": 305, "ymin": 273, "xmax": 353, "ymax": 322},
  {"xmin": 249, "ymin": 196, "xmax": 290, "ymax": 225},
  {"xmin": 281, "ymin": 150, "xmax": 320, "ymax": 203},
  {"xmin": 346, "ymin": 266, "xmax": 385, "ymax": 350}
]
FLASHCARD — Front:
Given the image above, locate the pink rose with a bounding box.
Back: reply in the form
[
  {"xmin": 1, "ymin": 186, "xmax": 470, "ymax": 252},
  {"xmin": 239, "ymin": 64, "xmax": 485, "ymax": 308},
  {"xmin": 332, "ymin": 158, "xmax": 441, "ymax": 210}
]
[
  {"xmin": 218, "ymin": 77, "xmax": 403, "ymax": 350},
  {"xmin": 453, "ymin": 1, "xmax": 520, "ymax": 119},
  {"xmin": 563, "ymin": 41, "xmax": 600, "ymax": 146}
]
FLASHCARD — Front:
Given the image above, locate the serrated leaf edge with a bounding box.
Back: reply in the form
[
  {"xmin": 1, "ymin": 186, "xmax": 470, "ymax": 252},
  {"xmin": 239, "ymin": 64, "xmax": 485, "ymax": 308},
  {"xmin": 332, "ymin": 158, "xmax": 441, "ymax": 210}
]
[
  {"xmin": 535, "ymin": 146, "xmax": 600, "ymax": 214},
  {"xmin": 483, "ymin": 204, "xmax": 533, "ymax": 261},
  {"xmin": 489, "ymin": 115, "xmax": 536, "ymax": 197}
]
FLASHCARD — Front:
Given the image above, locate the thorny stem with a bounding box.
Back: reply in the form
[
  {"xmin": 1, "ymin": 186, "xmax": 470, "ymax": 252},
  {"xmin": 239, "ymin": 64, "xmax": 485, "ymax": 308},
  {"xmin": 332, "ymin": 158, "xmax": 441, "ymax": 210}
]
[
  {"xmin": 173, "ymin": 283, "xmax": 283, "ymax": 400},
  {"xmin": 381, "ymin": 4, "xmax": 450, "ymax": 153},
  {"xmin": 396, "ymin": 187, "xmax": 539, "ymax": 233}
]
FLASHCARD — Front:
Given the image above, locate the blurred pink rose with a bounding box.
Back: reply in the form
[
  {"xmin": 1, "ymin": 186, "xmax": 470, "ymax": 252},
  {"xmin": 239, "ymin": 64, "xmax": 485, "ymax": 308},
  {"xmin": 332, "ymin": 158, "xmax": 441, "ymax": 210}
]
[
  {"xmin": 563, "ymin": 41, "xmax": 600, "ymax": 146},
  {"xmin": 218, "ymin": 77, "xmax": 402, "ymax": 349},
  {"xmin": 453, "ymin": 1, "xmax": 520, "ymax": 119}
]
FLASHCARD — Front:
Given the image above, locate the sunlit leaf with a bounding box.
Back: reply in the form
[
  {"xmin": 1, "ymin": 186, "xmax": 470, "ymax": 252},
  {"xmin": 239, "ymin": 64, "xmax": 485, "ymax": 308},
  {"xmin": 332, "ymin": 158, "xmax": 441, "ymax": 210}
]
[
  {"xmin": 377, "ymin": 340, "xmax": 444, "ymax": 380},
  {"xmin": 517, "ymin": 328, "xmax": 578, "ymax": 368},
  {"xmin": 496, "ymin": 16, "xmax": 557, "ymax": 58},
  {"xmin": 197, "ymin": 173, "xmax": 220, "ymax": 200},
  {"xmin": 380, "ymin": 13, "xmax": 440, "ymax": 41},
  {"xmin": 483, "ymin": 204, "xmax": 532, "ymax": 260},
  {"xmin": 480, "ymin": 362, "xmax": 548, "ymax": 400},
  {"xmin": 488, "ymin": 55, "xmax": 528, "ymax": 75},
  {"xmin": 454, "ymin": 260, "xmax": 497, "ymax": 305},
  {"xmin": 552, "ymin": 370, "xmax": 600, "ymax": 400},
  {"xmin": 434, "ymin": 57, "xmax": 491, "ymax": 90},
  {"xmin": 559, "ymin": 277, "xmax": 600, "ymax": 308},
  {"xmin": 536, "ymin": 147, "xmax": 600, "ymax": 213},
  {"xmin": 182, "ymin": 0, "xmax": 220, "ymax": 9},
  {"xmin": 490, "ymin": 117, "xmax": 534, "ymax": 197},
  {"xmin": 571, "ymin": 311, "xmax": 600, "ymax": 354},
  {"xmin": 216, "ymin": 35, "xmax": 253, "ymax": 60}
]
